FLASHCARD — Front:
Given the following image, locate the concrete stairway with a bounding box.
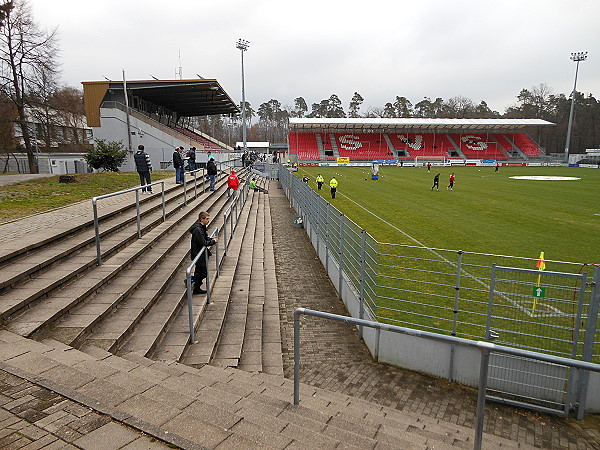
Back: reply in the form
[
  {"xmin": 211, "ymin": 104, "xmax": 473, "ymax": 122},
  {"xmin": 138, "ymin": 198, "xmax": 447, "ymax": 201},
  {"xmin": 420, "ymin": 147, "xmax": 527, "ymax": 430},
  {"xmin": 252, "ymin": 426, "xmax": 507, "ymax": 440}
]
[
  {"xmin": 0, "ymin": 329, "xmax": 531, "ymax": 449},
  {"xmin": 179, "ymin": 183, "xmax": 283, "ymax": 375}
]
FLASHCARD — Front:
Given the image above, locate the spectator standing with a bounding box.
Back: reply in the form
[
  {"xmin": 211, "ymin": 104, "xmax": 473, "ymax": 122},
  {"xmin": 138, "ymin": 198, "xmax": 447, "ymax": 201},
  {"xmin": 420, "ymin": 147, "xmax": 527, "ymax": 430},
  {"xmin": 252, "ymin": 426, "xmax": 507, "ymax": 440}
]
[
  {"xmin": 188, "ymin": 147, "xmax": 196, "ymax": 171},
  {"xmin": 173, "ymin": 147, "xmax": 184, "ymax": 184},
  {"xmin": 447, "ymin": 173, "xmax": 455, "ymax": 191},
  {"xmin": 431, "ymin": 173, "xmax": 440, "ymax": 191},
  {"xmin": 206, "ymin": 157, "xmax": 218, "ymax": 191},
  {"xmin": 329, "ymin": 176, "xmax": 338, "ymax": 199},
  {"xmin": 134, "ymin": 145, "xmax": 153, "ymax": 194},
  {"xmin": 316, "ymin": 174, "xmax": 324, "ymax": 190},
  {"xmin": 189, "ymin": 211, "xmax": 218, "ymax": 294},
  {"xmin": 227, "ymin": 170, "xmax": 240, "ymax": 198}
]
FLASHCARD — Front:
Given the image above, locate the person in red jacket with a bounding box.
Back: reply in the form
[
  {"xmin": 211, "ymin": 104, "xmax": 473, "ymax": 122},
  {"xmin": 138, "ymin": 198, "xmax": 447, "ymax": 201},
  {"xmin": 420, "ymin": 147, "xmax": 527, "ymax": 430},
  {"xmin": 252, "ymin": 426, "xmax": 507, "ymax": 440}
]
[
  {"xmin": 447, "ymin": 173, "xmax": 456, "ymax": 191},
  {"xmin": 227, "ymin": 170, "xmax": 240, "ymax": 198}
]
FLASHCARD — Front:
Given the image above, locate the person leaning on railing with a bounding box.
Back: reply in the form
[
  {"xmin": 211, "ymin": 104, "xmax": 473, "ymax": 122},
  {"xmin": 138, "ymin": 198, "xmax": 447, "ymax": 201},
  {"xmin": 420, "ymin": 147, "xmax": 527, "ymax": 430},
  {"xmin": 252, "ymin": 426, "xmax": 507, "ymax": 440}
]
[{"xmin": 189, "ymin": 211, "xmax": 218, "ymax": 295}]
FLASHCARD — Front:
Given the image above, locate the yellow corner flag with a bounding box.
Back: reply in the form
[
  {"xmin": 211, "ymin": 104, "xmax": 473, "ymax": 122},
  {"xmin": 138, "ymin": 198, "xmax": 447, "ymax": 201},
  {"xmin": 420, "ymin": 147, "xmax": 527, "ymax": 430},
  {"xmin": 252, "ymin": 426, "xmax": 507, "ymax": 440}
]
[
  {"xmin": 532, "ymin": 251, "xmax": 545, "ymax": 313},
  {"xmin": 536, "ymin": 252, "xmax": 546, "ymax": 271}
]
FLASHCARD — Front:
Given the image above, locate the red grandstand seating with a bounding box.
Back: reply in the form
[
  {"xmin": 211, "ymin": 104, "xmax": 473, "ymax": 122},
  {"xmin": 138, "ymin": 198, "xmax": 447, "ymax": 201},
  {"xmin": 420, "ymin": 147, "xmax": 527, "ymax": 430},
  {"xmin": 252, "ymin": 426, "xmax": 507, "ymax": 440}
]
[
  {"xmin": 492, "ymin": 134, "xmax": 516, "ymax": 152},
  {"xmin": 509, "ymin": 133, "xmax": 543, "ymax": 158},
  {"xmin": 388, "ymin": 133, "xmax": 454, "ymax": 159},
  {"xmin": 172, "ymin": 126, "xmax": 228, "ymax": 152},
  {"xmin": 288, "ymin": 132, "xmax": 320, "ymax": 160},
  {"xmin": 448, "ymin": 133, "xmax": 508, "ymax": 160},
  {"xmin": 333, "ymin": 133, "xmax": 393, "ymax": 160}
]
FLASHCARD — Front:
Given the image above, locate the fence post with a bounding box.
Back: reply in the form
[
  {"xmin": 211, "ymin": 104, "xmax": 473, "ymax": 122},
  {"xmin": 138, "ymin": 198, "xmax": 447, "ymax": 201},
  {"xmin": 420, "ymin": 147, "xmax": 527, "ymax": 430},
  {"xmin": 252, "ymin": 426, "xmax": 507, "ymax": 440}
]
[
  {"xmin": 205, "ymin": 250, "xmax": 211, "ymax": 305},
  {"xmin": 359, "ymin": 229, "xmax": 366, "ymax": 340},
  {"xmin": 186, "ymin": 268, "xmax": 195, "ymax": 343},
  {"xmin": 136, "ymin": 189, "xmax": 141, "ymax": 238},
  {"xmin": 576, "ymin": 266, "xmax": 600, "ymax": 420},
  {"xmin": 215, "ymin": 227, "xmax": 220, "ymax": 277},
  {"xmin": 183, "ymin": 175, "xmax": 188, "ymax": 206},
  {"xmin": 449, "ymin": 250, "xmax": 463, "ymax": 382},
  {"xmin": 161, "ymin": 181, "xmax": 166, "ymax": 222},
  {"xmin": 338, "ymin": 212, "xmax": 344, "ymax": 300},
  {"xmin": 92, "ymin": 199, "xmax": 102, "ymax": 266},
  {"xmin": 325, "ymin": 203, "xmax": 329, "ymax": 276},
  {"xmin": 474, "ymin": 347, "xmax": 491, "ymax": 450},
  {"xmin": 293, "ymin": 309, "xmax": 301, "ymax": 405},
  {"xmin": 223, "ymin": 212, "xmax": 228, "ymax": 255}
]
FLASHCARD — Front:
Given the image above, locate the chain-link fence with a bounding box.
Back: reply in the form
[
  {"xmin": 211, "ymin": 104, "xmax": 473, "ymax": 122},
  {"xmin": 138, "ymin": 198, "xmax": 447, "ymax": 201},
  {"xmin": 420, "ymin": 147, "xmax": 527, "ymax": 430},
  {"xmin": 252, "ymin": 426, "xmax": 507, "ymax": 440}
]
[{"xmin": 278, "ymin": 166, "xmax": 600, "ymax": 366}]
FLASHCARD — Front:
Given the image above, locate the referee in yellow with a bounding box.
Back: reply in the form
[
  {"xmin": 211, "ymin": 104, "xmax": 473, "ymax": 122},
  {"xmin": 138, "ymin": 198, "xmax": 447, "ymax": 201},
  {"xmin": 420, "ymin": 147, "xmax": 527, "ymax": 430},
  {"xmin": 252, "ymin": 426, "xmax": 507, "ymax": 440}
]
[
  {"xmin": 316, "ymin": 174, "xmax": 324, "ymax": 190},
  {"xmin": 329, "ymin": 177, "xmax": 338, "ymax": 199}
]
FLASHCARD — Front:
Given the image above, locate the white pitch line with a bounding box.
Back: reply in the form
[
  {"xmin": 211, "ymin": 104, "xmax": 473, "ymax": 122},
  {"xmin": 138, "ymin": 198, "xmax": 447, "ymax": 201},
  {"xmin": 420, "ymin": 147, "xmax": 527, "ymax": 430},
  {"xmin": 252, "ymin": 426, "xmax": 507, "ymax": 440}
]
[{"xmin": 338, "ymin": 191, "xmax": 563, "ymax": 318}]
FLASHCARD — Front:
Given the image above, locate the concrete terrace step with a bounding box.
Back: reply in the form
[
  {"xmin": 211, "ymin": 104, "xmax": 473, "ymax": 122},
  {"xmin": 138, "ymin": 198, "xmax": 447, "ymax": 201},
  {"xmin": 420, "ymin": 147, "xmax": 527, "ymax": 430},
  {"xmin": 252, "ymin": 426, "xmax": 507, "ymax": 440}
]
[
  {"xmin": 46, "ymin": 184, "xmax": 233, "ymax": 353},
  {"xmin": 210, "ymin": 188, "xmax": 260, "ymax": 368},
  {"xmin": 3, "ymin": 182, "xmax": 230, "ymax": 340},
  {"xmin": 260, "ymin": 181, "xmax": 284, "ymax": 375},
  {"xmin": 0, "ymin": 331, "xmax": 532, "ymax": 449},
  {"xmin": 0, "ymin": 180, "xmax": 187, "ymax": 291},
  {"xmin": 0, "ymin": 183, "xmax": 209, "ymax": 321},
  {"xmin": 116, "ymin": 184, "xmax": 254, "ymax": 361},
  {"xmin": 172, "ymin": 189, "xmax": 258, "ymax": 366}
]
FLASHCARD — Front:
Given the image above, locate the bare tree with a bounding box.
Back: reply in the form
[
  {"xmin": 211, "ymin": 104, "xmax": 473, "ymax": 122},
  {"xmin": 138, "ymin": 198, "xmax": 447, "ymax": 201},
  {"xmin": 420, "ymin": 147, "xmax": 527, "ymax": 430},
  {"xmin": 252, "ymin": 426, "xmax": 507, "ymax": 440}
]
[{"xmin": 0, "ymin": 0, "xmax": 59, "ymax": 173}]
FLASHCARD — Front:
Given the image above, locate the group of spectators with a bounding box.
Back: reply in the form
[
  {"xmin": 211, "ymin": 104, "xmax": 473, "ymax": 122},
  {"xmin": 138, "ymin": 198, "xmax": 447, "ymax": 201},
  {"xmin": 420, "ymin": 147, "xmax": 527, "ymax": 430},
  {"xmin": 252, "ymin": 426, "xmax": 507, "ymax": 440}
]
[{"xmin": 241, "ymin": 151, "xmax": 267, "ymax": 167}]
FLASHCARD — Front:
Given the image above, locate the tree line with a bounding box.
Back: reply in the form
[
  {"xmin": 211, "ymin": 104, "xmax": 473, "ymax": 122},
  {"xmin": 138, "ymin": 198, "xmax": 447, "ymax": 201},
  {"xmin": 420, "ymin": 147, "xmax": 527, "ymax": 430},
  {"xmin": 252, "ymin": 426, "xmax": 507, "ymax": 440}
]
[
  {"xmin": 196, "ymin": 85, "xmax": 599, "ymax": 156},
  {"xmin": 1, "ymin": 0, "xmax": 598, "ymax": 174}
]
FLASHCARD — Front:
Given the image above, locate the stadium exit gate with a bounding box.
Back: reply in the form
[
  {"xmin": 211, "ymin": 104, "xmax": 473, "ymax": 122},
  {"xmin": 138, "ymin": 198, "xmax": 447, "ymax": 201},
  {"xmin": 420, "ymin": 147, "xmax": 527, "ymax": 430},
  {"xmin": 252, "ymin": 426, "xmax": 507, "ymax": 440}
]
[{"xmin": 486, "ymin": 265, "xmax": 599, "ymax": 416}]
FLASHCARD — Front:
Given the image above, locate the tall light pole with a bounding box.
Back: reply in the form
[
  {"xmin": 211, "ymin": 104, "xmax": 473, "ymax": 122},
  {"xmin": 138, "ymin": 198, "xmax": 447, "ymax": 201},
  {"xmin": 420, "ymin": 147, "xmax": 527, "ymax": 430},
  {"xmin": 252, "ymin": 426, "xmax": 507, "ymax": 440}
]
[
  {"xmin": 564, "ymin": 51, "xmax": 587, "ymax": 163},
  {"xmin": 236, "ymin": 39, "xmax": 249, "ymax": 153}
]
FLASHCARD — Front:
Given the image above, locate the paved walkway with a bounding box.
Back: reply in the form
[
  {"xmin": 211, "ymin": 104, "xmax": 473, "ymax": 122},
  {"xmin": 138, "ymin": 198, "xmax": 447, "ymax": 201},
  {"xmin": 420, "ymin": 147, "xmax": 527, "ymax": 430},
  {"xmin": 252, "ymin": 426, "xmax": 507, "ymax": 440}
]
[
  {"xmin": 0, "ymin": 174, "xmax": 56, "ymax": 187},
  {"xmin": 0, "ymin": 369, "xmax": 170, "ymax": 449},
  {"xmin": 269, "ymin": 183, "xmax": 600, "ymax": 450}
]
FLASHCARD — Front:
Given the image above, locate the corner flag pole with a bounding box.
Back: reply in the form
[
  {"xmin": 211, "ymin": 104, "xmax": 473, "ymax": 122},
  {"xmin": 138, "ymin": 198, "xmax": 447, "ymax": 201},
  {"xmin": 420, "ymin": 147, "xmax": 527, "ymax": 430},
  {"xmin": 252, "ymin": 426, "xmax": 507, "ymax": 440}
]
[{"xmin": 532, "ymin": 251, "xmax": 545, "ymax": 312}]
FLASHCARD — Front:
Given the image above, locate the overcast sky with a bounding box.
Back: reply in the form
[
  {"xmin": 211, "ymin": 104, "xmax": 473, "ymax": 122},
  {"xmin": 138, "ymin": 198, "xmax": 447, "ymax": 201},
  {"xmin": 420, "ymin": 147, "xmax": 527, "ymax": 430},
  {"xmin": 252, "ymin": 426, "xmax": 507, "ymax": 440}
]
[{"xmin": 29, "ymin": 0, "xmax": 599, "ymax": 115}]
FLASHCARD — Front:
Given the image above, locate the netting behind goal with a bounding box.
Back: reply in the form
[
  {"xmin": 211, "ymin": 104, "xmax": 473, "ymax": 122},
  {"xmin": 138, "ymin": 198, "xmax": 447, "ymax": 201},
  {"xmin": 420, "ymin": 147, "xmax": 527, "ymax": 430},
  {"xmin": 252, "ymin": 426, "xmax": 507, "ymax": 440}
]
[{"xmin": 414, "ymin": 156, "xmax": 448, "ymax": 166}]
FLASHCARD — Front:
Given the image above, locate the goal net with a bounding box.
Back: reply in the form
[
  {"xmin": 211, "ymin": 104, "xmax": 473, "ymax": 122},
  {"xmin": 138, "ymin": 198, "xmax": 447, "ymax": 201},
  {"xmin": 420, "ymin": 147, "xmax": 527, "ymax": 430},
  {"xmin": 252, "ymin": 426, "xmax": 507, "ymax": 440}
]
[{"xmin": 414, "ymin": 156, "xmax": 448, "ymax": 166}]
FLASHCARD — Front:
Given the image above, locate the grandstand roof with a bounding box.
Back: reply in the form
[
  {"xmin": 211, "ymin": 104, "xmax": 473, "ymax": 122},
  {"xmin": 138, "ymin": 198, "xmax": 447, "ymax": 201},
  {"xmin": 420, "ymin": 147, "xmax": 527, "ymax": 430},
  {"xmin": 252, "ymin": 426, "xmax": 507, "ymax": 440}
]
[
  {"xmin": 82, "ymin": 79, "xmax": 239, "ymax": 127},
  {"xmin": 289, "ymin": 118, "xmax": 555, "ymax": 131}
]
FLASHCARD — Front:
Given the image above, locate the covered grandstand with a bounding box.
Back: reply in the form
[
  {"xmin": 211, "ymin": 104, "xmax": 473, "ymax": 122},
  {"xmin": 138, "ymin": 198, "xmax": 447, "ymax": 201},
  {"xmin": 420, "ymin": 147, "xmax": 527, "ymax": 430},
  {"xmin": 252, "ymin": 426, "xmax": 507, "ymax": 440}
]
[
  {"xmin": 82, "ymin": 79, "xmax": 239, "ymax": 171},
  {"xmin": 288, "ymin": 118, "xmax": 555, "ymax": 164}
]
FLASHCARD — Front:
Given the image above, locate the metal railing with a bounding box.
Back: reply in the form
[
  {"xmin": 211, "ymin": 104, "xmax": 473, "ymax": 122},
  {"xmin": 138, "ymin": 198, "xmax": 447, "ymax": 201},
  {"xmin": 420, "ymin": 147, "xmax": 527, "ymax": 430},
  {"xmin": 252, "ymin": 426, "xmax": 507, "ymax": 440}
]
[
  {"xmin": 185, "ymin": 227, "xmax": 219, "ymax": 343},
  {"xmin": 222, "ymin": 181, "xmax": 249, "ymax": 255},
  {"xmin": 278, "ymin": 165, "xmax": 600, "ymax": 363},
  {"xmin": 92, "ymin": 180, "xmax": 166, "ymax": 265},
  {"xmin": 293, "ymin": 308, "xmax": 600, "ymax": 450},
  {"xmin": 184, "ymin": 178, "xmax": 250, "ymax": 343}
]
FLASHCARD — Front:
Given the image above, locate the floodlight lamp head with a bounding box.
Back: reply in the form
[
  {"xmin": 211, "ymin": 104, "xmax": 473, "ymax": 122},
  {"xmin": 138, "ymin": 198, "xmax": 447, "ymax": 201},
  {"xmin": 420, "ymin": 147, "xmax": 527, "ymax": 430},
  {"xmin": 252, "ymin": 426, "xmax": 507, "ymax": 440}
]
[
  {"xmin": 236, "ymin": 39, "xmax": 249, "ymax": 51},
  {"xmin": 570, "ymin": 51, "xmax": 588, "ymax": 62}
]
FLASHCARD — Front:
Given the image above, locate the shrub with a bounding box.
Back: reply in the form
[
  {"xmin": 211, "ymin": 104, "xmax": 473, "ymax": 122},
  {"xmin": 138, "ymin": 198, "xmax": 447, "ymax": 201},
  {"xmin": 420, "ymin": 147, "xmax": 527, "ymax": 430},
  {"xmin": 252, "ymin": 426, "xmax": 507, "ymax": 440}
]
[{"xmin": 84, "ymin": 140, "xmax": 128, "ymax": 172}]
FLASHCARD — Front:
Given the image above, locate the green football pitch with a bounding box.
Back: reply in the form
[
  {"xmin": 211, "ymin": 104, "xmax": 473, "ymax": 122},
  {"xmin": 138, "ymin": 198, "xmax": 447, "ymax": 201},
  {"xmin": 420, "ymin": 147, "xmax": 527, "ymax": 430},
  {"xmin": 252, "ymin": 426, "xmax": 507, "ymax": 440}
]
[{"xmin": 295, "ymin": 165, "xmax": 600, "ymax": 265}]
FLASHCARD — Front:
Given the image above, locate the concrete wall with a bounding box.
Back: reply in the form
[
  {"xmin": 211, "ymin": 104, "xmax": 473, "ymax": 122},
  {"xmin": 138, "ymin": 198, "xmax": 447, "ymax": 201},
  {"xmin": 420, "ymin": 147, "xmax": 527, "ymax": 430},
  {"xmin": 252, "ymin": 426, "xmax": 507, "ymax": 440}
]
[{"xmin": 94, "ymin": 107, "xmax": 234, "ymax": 172}]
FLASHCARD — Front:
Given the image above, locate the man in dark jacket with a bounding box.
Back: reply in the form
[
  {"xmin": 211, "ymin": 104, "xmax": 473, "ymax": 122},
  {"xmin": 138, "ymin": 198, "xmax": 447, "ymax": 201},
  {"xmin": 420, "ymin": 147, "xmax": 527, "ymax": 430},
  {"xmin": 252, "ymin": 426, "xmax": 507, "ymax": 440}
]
[
  {"xmin": 189, "ymin": 211, "xmax": 218, "ymax": 294},
  {"xmin": 206, "ymin": 157, "xmax": 217, "ymax": 191},
  {"xmin": 188, "ymin": 147, "xmax": 196, "ymax": 171},
  {"xmin": 173, "ymin": 147, "xmax": 184, "ymax": 184},
  {"xmin": 134, "ymin": 145, "xmax": 153, "ymax": 193}
]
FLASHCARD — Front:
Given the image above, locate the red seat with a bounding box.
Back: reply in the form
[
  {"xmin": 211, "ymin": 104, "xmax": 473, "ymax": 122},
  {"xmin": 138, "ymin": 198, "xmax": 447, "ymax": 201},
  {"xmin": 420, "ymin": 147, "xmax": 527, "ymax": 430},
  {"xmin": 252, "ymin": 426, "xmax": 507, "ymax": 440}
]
[
  {"xmin": 388, "ymin": 133, "xmax": 453, "ymax": 158},
  {"xmin": 334, "ymin": 133, "xmax": 391, "ymax": 160},
  {"xmin": 289, "ymin": 132, "xmax": 320, "ymax": 160},
  {"xmin": 509, "ymin": 133, "xmax": 543, "ymax": 158},
  {"xmin": 449, "ymin": 133, "xmax": 507, "ymax": 160}
]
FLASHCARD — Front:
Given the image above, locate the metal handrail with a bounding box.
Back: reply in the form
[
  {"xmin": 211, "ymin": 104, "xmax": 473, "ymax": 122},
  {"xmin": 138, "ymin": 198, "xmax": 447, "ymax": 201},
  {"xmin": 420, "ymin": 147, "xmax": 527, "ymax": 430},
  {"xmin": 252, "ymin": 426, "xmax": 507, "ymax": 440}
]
[
  {"xmin": 92, "ymin": 180, "xmax": 166, "ymax": 265},
  {"xmin": 185, "ymin": 227, "xmax": 219, "ymax": 343},
  {"xmin": 293, "ymin": 307, "xmax": 600, "ymax": 450},
  {"xmin": 222, "ymin": 181, "xmax": 249, "ymax": 254},
  {"xmin": 182, "ymin": 167, "xmax": 206, "ymax": 206}
]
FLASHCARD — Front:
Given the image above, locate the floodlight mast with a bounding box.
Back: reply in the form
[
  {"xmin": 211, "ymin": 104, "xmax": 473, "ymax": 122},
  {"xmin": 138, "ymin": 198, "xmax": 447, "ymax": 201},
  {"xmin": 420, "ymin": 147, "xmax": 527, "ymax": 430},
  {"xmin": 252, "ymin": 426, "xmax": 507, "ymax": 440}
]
[
  {"xmin": 564, "ymin": 51, "xmax": 587, "ymax": 163},
  {"xmin": 236, "ymin": 39, "xmax": 250, "ymax": 154}
]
